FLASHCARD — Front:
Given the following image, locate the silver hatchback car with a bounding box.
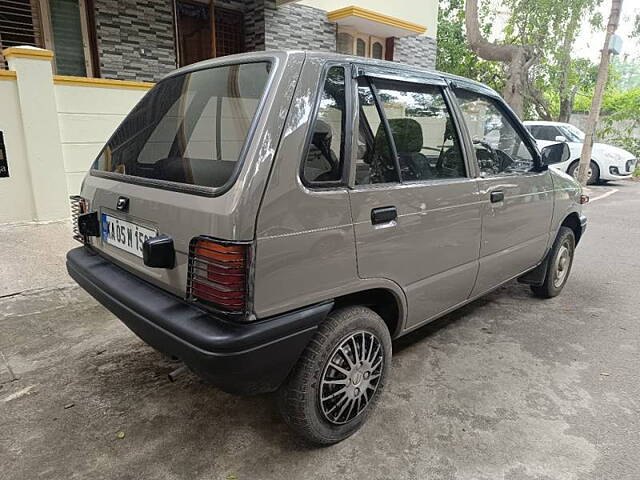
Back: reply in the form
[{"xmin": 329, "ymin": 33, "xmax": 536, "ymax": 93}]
[{"xmin": 67, "ymin": 51, "xmax": 587, "ymax": 445}]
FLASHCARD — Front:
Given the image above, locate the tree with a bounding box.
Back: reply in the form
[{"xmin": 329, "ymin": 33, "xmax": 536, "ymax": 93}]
[
  {"xmin": 436, "ymin": 0, "xmax": 504, "ymax": 93},
  {"xmin": 462, "ymin": 0, "xmax": 601, "ymax": 120},
  {"xmin": 577, "ymin": 0, "xmax": 624, "ymax": 185},
  {"xmin": 465, "ymin": 0, "xmax": 534, "ymax": 117}
]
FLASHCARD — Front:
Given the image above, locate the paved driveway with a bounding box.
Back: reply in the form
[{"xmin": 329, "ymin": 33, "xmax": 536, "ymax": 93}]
[{"xmin": 1, "ymin": 182, "xmax": 639, "ymax": 480}]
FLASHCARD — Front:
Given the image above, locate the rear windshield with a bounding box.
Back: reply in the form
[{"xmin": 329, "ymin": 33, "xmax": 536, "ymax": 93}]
[{"xmin": 92, "ymin": 62, "xmax": 271, "ymax": 190}]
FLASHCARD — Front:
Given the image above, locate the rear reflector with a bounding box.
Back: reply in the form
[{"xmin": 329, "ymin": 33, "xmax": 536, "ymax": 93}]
[{"xmin": 187, "ymin": 237, "xmax": 250, "ymax": 316}]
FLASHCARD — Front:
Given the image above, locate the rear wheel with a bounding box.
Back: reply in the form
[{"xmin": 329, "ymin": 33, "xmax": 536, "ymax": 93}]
[
  {"xmin": 568, "ymin": 160, "xmax": 599, "ymax": 185},
  {"xmin": 277, "ymin": 306, "xmax": 392, "ymax": 445},
  {"xmin": 531, "ymin": 226, "xmax": 575, "ymax": 298}
]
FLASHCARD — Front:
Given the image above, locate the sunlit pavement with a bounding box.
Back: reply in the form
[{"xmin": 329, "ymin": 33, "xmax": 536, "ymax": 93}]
[{"xmin": 1, "ymin": 181, "xmax": 638, "ymax": 480}]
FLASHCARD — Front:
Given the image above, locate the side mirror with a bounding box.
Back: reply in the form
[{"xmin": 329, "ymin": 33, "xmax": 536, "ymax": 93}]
[
  {"xmin": 554, "ymin": 135, "xmax": 568, "ymax": 143},
  {"xmin": 541, "ymin": 142, "xmax": 570, "ymax": 166}
]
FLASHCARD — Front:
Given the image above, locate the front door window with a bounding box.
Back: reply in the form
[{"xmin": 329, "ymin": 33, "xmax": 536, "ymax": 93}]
[{"xmin": 455, "ymin": 89, "xmax": 535, "ymax": 176}]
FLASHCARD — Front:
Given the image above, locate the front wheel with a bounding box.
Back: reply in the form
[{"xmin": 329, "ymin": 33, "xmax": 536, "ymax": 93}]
[
  {"xmin": 531, "ymin": 226, "xmax": 576, "ymax": 298},
  {"xmin": 568, "ymin": 160, "xmax": 599, "ymax": 185},
  {"xmin": 277, "ymin": 306, "xmax": 392, "ymax": 445}
]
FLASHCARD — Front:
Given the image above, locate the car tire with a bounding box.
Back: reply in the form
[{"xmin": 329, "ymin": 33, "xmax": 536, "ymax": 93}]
[
  {"xmin": 568, "ymin": 160, "xmax": 599, "ymax": 185},
  {"xmin": 531, "ymin": 226, "xmax": 576, "ymax": 298},
  {"xmin": 277, "ymin": 306, "xmax": 392, "ymax": 445}
]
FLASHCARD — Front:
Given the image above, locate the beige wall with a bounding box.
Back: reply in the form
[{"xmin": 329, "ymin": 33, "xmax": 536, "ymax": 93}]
[
  {"xmin": 0, "ymin": 47, "xmax": 151, "ymax": 224},
  {"xmin": 0, "ymin": 76, "xmax": 36, "ymax": 223},
  {"xmin": 55, "ymin": 84, "xmax": 146, "ymax": 195},
  {"xmin": 297, "ymin": 0, "xmax": 439, "ymax": 38}
]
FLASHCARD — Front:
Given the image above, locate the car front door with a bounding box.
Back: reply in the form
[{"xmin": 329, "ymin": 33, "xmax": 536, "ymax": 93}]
[
  {"xmin": 347, "ymin": 69, "xmax": 482, "ymax": 330},
  {"xmin": 453, "ymin": 86, "xmax": 554, "ymax": 296}
]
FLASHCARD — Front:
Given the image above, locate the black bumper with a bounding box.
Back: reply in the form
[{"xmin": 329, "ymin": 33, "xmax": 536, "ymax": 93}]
[{"xmin": 66, "ymin": 247, "xmax": 332, "ymax": 394}]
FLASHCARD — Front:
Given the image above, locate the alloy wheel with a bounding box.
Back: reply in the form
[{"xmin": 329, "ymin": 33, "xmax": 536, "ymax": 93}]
[{"xmin": 319, "ymin": 331, "xmax": 384, "ymax": 425}]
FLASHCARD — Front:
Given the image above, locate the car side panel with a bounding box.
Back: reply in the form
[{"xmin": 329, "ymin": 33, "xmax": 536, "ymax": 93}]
[
  {"xmin": 471, "ymin": 170, "xmax": 554, "ymax": 296},
  {"xmin": 253, "ymin": 57, "xmax": 361, "ymax": 319},
  {"xmin": 549, "ymin": 169, "xmax": 583, "ymax": 235}
]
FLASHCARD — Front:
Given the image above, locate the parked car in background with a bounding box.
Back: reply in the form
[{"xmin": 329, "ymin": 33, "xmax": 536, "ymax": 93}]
[
  {"xmin": 524, "ymin": 121, "xmax": 637, "ymax": 184},
  {"xmin": 67, "ymin": 51, "xmax": 587, "ymax": 445}
]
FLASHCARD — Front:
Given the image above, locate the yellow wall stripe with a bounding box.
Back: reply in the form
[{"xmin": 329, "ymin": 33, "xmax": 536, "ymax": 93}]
[
  {"xmin": 54, "ymin": 75, "xmax": 154, "ymax": 90},
  {"xmin": 327, "ymin": 6, "xmax": 427, "ymax": 34},
  {"xmin": 0, "ymin": 70, "xmax": 17, "ymax": 81},
  {"xmin": 2, "ymin": 47, "xmax": 54, "ymax": 60}
]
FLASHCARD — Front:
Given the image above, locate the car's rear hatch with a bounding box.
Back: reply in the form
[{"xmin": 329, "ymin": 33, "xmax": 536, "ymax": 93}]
[{"xmin": 78, "ymin": 52, "xmax": 303, "ymax": 306}]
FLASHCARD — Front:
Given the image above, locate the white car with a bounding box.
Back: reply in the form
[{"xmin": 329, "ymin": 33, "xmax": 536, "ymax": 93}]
[{"xmin": 524, "ymin": 121, "xmax": 637, "ymax": 184}]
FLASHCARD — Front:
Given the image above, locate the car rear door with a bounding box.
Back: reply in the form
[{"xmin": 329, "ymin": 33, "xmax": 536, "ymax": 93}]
[
  {"xmin": 347, "ymin": 67, "xmax": 482, "ymax": 330},
  {"xmin": 452, "ymin": 85, "xmax": 554, "ymax": 296},
  {"xmin": 79, "ymin": 53, "xmax": 303, "ymax": 299}
]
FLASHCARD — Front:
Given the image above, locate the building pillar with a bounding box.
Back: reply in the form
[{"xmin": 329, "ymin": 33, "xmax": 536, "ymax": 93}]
[{"xmin": 4, "ymin": 46, "xmax": 69, "ymax": 221}]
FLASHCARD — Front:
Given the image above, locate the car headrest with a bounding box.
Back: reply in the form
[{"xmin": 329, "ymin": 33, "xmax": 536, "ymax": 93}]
[{"xmin": 374, "ymin": 118, "xmax": 423, "ymax": 156}]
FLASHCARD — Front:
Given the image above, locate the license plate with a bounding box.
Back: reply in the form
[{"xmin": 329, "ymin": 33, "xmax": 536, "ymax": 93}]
[{"xmin": 101, "ymin": 213, "xmax": 157, "ymax": 258}]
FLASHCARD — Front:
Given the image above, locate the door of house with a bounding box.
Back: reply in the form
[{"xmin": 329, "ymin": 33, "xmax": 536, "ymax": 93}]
[{"xmin": 176, "ymin": 1, "xmax": 244, "ymax": 67}]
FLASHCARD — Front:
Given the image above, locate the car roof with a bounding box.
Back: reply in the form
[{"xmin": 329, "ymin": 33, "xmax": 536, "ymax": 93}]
[{"xmin": 164, "ymin": 50, "xmax": 500, "ymax": 98}]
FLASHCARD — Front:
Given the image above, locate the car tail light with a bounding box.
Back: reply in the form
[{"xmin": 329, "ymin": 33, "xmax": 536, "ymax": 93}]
[
  {"xmin": 187, "ymin": 237, "xmax": 251, "ymax": 318},
  {"xmin": 70, "ymin": 195, "xmax": 88, "ymax": 242}
]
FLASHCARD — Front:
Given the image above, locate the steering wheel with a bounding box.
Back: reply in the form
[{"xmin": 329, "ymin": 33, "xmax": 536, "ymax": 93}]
[{"xmin": 436, "ymin": 146, "xmax": 460, "ymax": 176}]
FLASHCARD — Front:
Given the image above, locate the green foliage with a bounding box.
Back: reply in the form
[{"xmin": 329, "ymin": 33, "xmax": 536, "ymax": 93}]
[
  {"xmin": 597, "ymin": 88, "xmax": 640, "ymax": 157},
  {"xmin": 436, "ymin": 0, "xmax": 504, "ymax": 93},
  {"xmin": 437, "ymin": 0, "xmax": 604, "ymax": 121}
]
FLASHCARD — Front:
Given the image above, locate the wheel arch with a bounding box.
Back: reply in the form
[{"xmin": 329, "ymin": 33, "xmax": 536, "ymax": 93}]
[
  {"xmin": 561, "ymin": 212, "xmax": 583, "ymax": 245},
  {"xmin": 332, "ymin": 287, "xmax": 405, "ymax": 339},
  {"xmin": 568, "ymin": 158, "xmax": 601, "ymax": 177}
]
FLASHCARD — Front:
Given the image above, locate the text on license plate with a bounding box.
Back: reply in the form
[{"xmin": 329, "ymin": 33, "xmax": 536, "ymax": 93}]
[{"xmin": 101, "ymin": 214, "xmax": 157, "ymax": 258}]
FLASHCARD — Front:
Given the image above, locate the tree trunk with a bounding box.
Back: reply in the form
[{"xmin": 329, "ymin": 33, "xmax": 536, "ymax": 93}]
[
  {"xmin": 557, "ymin": 8, "xmax": 581, "ymax": 123},
  {"xmin": 577, "ymin": 0, "xmax": 624, "ymax": 185},
  {"xmin": 465, "ymin": 0, "xmax": 530, "ymax": 117}
]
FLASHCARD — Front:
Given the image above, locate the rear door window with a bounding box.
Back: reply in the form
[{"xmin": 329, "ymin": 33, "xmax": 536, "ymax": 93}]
[
  {"xmin": 302, "ymin": 66, "xmax": 347, "ymax": 184},
  {"xmin": 92, "ymin": 62, "xmax": 272, "ymax": 190}
]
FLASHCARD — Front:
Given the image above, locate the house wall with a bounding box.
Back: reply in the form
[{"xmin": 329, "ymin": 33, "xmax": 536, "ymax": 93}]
[
  {"xmin": 297, "ymin": 0, "xmax": 439, "ymax": 39},
  {"xmin": 93, "ymin": 0, "xmax": 177, "ymax": 82},
  {"xmin": 0, "ymin": 48, "xmax": 152, "ymax": 224},
  {"xmin": 54, "ymin": 81, "xmax": 148, "ymax": 194},
  {"xmin": 0, "ymin": 73, "xmax": 36, "ymax": 223},
  {"xmin": 394, "ymin": 35, "xmax": 437, "ymax": 69},
  {"xmin": 263, "ymin": 1, "xmax": 336, "ymax": 51}
]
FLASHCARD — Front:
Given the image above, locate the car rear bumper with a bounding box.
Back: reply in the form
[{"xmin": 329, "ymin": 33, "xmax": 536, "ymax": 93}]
[{"xmin": 66, "ymin": 246, "xmax": 332, "ymax": 395}]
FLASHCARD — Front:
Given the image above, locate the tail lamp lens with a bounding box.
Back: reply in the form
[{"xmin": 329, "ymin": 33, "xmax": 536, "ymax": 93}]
[{"xmin": 188, "ymin": 238, "xmax": 249, "ymax": 314}]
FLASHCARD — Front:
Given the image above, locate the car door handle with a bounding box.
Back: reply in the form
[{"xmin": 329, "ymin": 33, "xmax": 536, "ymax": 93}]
[
  {"xmin": 490, "ymin": 191, "xmax": 504, "ymax": 203},
  {"xmin": 371, "ymin": 206, "xmax": 397, "ymax": 225}
]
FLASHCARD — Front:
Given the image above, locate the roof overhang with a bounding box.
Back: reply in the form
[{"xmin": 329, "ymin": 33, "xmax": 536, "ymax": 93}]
[{"xmin": 327, "ymin": 6, "xmax": 426, "ymax": 38}]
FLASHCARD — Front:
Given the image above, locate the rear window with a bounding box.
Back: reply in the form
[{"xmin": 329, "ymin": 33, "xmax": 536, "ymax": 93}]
[{"xmin": 92, "ymin": 62, "xmax": 272, "ymax": 190}]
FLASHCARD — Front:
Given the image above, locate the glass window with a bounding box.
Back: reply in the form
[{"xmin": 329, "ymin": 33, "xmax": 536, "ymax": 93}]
[
  {"xmin": 92, "ymin": 62, "xmax": 271, "ymax": 189},
  {"xmin": 558, "ymin": 124, "xmax": 585, "ymax": 142},
  {"xmin": 528, "ymin": 125, "xmax": 559, "ymax": 141},
  {"xmin": 364, "ymin": 79, "xmax": 466, "ymax": 181},
  {"xmin": 372, "ymin": 41, "xmax": 383, "ymax": 59},
  {"xmin": 355, "ymin": 78, "xmax": 399, "ymax": 185},
  {"xmin": 302, "ymin": 66, "xmax": 346, "ymax": 184},
  {"xmin": 356, "ymin": 38, "xmax": 367, "ymax": 57},
  {"xmin": 455, "ymin": 90, "xmax": 535, "ymax": 176},
  {"xmin": 50, "ymin": 0, "xmax": 88, "ymax": 76},
  {"xmin": 337, "ymin": 32, "xmax": 354, "ymax": 55}
]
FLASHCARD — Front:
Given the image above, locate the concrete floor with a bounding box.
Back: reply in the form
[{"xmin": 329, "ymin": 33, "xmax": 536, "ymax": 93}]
[{"xmin": 1, "ymin": 182, "xmax": 639, "ymax": 479}]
